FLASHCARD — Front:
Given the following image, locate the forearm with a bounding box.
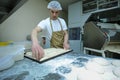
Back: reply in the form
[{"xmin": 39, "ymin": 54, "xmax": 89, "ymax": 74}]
[
  {"xmin": 31, "ymin": 28, "xmax": 39, "ymax": 45},
  {"xmin": 64, "ymin": 30, "xmax": 69, "ymax": 44}
]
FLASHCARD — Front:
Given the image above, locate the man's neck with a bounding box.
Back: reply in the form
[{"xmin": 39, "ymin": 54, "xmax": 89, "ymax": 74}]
[{"xmin": 50, "ymin": 17, "xmax": 58, "ymax": 20}]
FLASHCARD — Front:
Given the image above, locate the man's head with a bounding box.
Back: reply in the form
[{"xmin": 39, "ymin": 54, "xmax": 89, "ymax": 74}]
[
  {"xmin": 47, "ymin": 0, "xmax": 62, "ymax": 20},
  {"xmin": 47, "ymin": 0, "xmax": 62, "ymax": 11}
]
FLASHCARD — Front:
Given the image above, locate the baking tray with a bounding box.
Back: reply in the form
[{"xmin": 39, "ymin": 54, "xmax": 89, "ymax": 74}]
[{"xmin": 24, "ymin": 48, "xmax": 73, "ymax": 63}]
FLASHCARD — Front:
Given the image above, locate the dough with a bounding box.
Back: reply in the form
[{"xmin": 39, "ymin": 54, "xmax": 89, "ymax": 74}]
[
  {"xmin": 25, "ymin": 48, "xmax": 71, "ymax": 61},
  {"xmin": 92, "ymin": 57, "xmax": 111, "ymax": 66},
  {"xmin": 64, "ymin": 66, "xmax": 79, "ymax": 80},
  {"xmin": 41, "ymin": 48, "xmax": 71, "ymax": 61},
  {"xmin": 102, "ymin": 65, "xmax": 115, "ymax": 73},
  {"xmin": 12, "ymin": 50, "xmax": 24, "ymax": 61},
  {"xmin": 101, "ymin": 72, "xmax": 119, "ymax": 80},
  {"xmin": 0, "ymin": 55, "xmax": 14, "ymax": 71},
  {"xmin": 113, "ymin": 67, "xmax": 120, "ymax": 77},
  {"xmin": 85, "ymin": 61, "xmax": 105, "ymax": 74},
  {"xmin": 0, "ymin": 45, "xmax": 25, "ymax": 58},
  {"xmin": 111, "ymin": 60, "xmax": 120, "ymax": 67},
  {"xmin": 77, "ymin": 68, "xmax": 103, "ymax": 80}
]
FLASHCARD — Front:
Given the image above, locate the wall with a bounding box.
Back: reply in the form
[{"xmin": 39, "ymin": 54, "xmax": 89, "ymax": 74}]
[
  {"xmin": 68, "ymin": 1, "xmax": 83, "ymax": 53},
  {"xmin": 0, "ymin": 0, "xmax": 67, "ymax": 42}
]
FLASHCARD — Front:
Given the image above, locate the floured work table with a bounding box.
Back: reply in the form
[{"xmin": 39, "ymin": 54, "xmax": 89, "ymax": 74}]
[
  {"xmin": 83, "ymin": 22, "xmax": 120, "ymax": 58},
  {"xmin": 0, "ymin": 48, "xmax": 120, "ymax": 80}
]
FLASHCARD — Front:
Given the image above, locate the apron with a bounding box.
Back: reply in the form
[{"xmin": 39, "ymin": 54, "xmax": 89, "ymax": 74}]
[{"xmin": 50, "ymin": 19, "xmax": 65, "ymax": 48}]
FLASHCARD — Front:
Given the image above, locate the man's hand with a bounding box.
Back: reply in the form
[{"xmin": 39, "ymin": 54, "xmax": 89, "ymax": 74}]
[
  {"xmin": 63, "ymin": 42, "xmax": 70, "ymax": 50},
  {"xmin": 32, "ymin": 43, "xmax": 44, "ymax": 60}
]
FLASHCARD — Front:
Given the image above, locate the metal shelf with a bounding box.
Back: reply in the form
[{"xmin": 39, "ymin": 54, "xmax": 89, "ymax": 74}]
[{"xmin": 82, "ymin": 0, "xmax": 119, "ymax": 13}]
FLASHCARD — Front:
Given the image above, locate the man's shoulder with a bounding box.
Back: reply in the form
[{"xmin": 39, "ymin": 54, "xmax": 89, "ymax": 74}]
[
  {"xmin": 58, "ymin": 17, "xmax": 65, "ymax": 22},
  {"xmin": 58, "ymin": 17, "xmax": 66, "ymax": 24},
  {"xmin": 44, "ymin": 17, "xmax": 50, "ymax": 21},
  {"xmin": 40, "ymin": 17, "xmax": 49, "ymax": 23}
]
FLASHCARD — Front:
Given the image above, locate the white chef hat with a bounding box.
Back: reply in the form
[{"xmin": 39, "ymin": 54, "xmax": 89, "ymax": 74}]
[{"xmin": 47, "ymin": 0, "xmax": 62, "ymax": 10}]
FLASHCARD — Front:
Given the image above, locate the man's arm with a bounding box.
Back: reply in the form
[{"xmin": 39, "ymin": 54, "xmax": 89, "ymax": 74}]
[
  {"xmin": 31, "ymin": 26, "xmax": 44, "ymax": 60},
  {"xmin": 63, "ymin": 30, "xmax": 70, "ymax": 49},
  {"xmin": 31, "ymin": 27, "xmax": 41, "ymax": 45}
]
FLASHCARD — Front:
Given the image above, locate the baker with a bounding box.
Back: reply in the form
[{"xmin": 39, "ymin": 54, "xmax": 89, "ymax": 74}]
[{"xmin": 31, "ymin": 0, "xmax": 70, "ymax": 60}]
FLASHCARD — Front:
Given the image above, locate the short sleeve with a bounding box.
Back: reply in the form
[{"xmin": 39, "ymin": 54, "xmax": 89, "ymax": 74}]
[
  {"xmin": 62, "ymin": 19, "xmax": 68, "ymax": 30},
  {"xmin": 59, "ymin": 18, "xmax": 68, "ymax": 30},
  {"xmin": 37, "ymin": 20, "xmax": 46, "ymax": 30}
]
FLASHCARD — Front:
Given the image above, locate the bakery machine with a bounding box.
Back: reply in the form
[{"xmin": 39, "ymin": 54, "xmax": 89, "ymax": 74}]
[{"xmin": 83, "ymin": 21, "xmax": 120, "ymax": 57}]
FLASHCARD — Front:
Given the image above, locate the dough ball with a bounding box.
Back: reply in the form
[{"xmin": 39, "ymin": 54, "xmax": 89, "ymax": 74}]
[
  {"xmin": 92, "ymin": 57, "xmax": 111, "ymax": 66},
  {"xmin": 85, "ymin": 61, "xmax": 105, "ymax": 74},
  {"xmin": 101, "ymin": 72, "xmax": 119, "ymax": 80},
  {"xmin": 77, "ymin": 69, "xmax": 103, "ymax": 80},
  {"xmin": 111, "ymin": 60, "xmax": 120, "ymax": 67}
]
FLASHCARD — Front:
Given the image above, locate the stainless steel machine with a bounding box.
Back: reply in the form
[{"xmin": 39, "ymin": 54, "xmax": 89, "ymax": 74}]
[{"xmin": 83, "ymin": 21, "xmax": 120, "ymax": 57}]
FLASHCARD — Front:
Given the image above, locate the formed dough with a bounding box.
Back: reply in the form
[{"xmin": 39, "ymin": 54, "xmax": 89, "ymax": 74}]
[
  {"xmin": 85, "ymin": 61, "xmax": 105, "ymax": 74},
  {"xmin": 111, "ymin": 60, "xmax": 120, "ymax": 67},
  {"xmin": 0, "ymin": 45, "xmax": 25, "ymax": 58},
  {"xmin": 101, "ymin": 72, "xmax": 119, "ymax": 80},
  {"xmin": 113, "ymin": 67, "xmax": 120, "ymax": 77},
  {"xmin": 91, "ymin": 57, "xmax": 111, "ymax": 66},
  {"xmin": 85, "ymin": 58, "xmax": 115, "ymax": 74}
]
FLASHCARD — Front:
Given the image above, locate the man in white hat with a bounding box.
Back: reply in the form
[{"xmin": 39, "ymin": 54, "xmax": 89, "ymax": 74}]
[{"xmin": 31, "ymin": 0, "xmax": 70, "ymax": 60}]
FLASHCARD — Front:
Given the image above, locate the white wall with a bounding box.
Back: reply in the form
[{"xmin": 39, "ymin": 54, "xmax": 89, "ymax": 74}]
[
  {"xmin": 0, "ymin": 0, "xmax": 67, "ymax": 42},
  {"xmin": 68, "ymin": 1, "xmax": 82, "ymax": 28}
]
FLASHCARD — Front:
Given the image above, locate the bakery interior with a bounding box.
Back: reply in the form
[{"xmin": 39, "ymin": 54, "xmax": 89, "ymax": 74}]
[{"xmin": 0, "ymin": 0, "xmax": 120, "ymax": 80}]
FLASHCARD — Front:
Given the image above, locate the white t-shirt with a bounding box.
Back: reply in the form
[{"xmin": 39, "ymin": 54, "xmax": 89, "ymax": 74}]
[{"xmin": 37, "ymin": 17, "xmax": 68, "ymax": 41}]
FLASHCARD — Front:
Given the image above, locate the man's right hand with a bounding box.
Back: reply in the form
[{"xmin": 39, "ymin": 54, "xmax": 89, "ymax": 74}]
[{"xmin": 32, "ymin": 43, "xmax": 44, "ymax": 60}]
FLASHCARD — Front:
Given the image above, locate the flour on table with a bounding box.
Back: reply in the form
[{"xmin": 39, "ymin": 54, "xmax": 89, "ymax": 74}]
[
  {"xmin": 111, "ymin": 60, "xmax": 120, "ymax": 67},
  {"xmin": 0, "ymin": 56, "xmax": 14, "ymax": 71},
  {"xmin": 113, "ymin": 67, "xmax": 120, "ymax": 77}
]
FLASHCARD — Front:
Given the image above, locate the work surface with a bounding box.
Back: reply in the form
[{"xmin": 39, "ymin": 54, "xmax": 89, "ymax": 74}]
[{"xmin": 0, "ymin": 51, "xmax": 120, "ymax": 80}]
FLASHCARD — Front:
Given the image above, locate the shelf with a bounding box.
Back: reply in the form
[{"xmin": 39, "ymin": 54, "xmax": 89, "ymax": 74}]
[
  {"xmin": 83, "ymin": 0, "xmax": 96, "ymax": 4},
  {"xmin": 82, "ymin": 0, "xmax": 119, "ymax": 13},
  {"xmin": 98, "ymin": 1, "xmax": 118, "ymax": 9},
  {"xmin": 98, "ymin": 0, "xmax": 118, "ymax": 6}
]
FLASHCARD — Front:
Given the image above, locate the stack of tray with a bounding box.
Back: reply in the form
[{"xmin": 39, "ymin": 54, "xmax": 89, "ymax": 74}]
[{"xmin": 83, "ymin": 21, "xmax": 120, "ymax": 57}]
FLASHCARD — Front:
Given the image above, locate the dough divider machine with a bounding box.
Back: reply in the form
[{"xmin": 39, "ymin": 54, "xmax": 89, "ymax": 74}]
[{"xmin": 83, "ymin": 21, "xmax": 120, "ymax": 57}]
